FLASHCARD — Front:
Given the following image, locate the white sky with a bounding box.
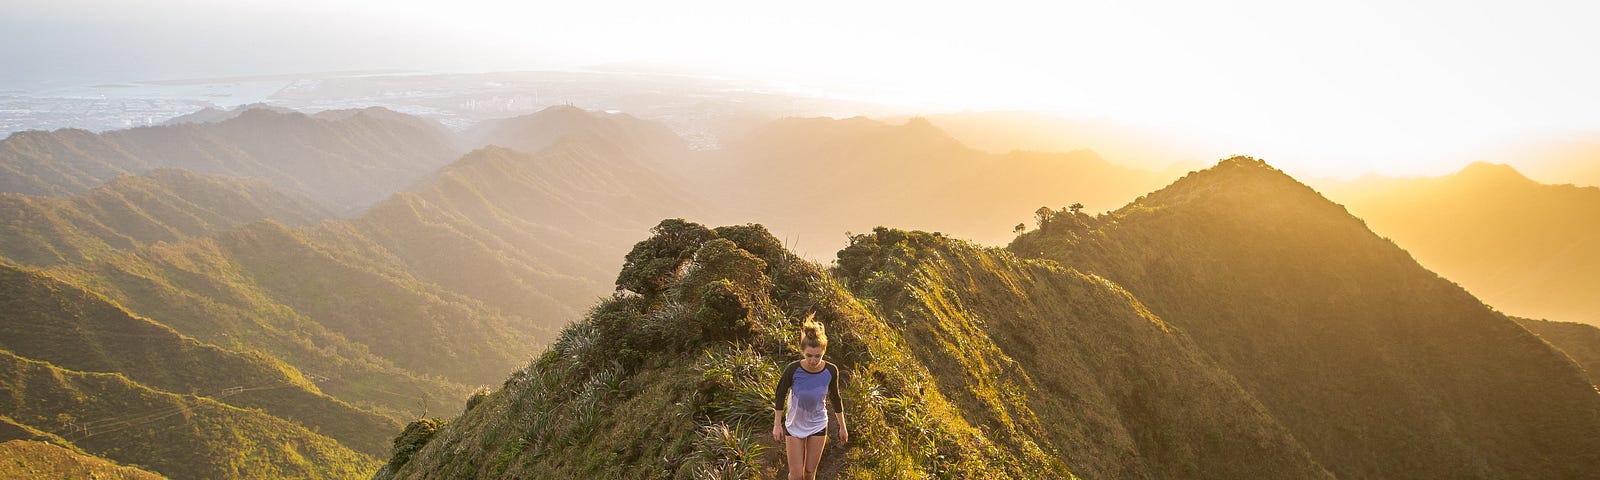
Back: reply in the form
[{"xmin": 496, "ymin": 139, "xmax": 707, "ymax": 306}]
[{"xmin": 5, "ymin": 0, "xmax": 1599, "ymax": 178}]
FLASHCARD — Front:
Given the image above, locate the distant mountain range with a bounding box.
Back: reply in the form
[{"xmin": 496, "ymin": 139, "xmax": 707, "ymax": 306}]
[
  {"xmin": 689, "ymin": 115, "xmax": 1177, "ymax": 254},
  {"xmin": 0, "ymin": 106, "xmax": 461, "ymax": 215},
  {"xmin": 1320, "ymin": 162, "xmax": 1600, "ymax": 326}
]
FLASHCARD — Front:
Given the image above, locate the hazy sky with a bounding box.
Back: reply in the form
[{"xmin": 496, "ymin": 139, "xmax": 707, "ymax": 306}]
[{"xmin": 5, "ymin": 0, "xmax": 1598, "ymax": 177}]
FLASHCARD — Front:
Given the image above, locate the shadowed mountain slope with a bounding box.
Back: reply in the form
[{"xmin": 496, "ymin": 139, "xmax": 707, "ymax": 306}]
[
  {"xmin": 1516, "ymin": 317, "xmax": 1600, "ymax": 387},
  {"xmin": 1010, "ymin": 157, "xmax": 1600, "ymax": 478}
]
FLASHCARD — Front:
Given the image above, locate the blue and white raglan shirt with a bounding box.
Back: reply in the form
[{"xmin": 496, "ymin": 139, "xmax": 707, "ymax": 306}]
[{"xmin": 773, "ymin": 361, "xmax": 842, "ymax": 437}]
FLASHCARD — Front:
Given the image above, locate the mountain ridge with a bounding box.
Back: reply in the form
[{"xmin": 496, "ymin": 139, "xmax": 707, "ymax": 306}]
[{"xmin": 1010, "ymin": 156, "xmax": 1600, "ymax": 478}]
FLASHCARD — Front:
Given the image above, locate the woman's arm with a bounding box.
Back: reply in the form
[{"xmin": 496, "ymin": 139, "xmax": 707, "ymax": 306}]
[
  {"xmin": 827, "ymin": 363, "xmax": 846, "ymax": 444},
  {"xmin": 773, "ymin": 409, "xmax": 786, "ymax": 442},
  {"xmin": 772, "ymin": 362, "xmax": 796, "ymax": 442},
  {"xmin": 831, "ymin": 411, "xmax": 848, "ymax": 444}
]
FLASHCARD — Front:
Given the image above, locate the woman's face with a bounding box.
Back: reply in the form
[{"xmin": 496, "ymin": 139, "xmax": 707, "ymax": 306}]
[{"xmin": 802, "ymin": 345, "xmax": 825, "ymax": 369}]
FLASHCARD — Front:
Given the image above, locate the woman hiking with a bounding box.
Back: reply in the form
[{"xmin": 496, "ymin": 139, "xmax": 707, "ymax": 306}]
[{"xmin": 771, "ymin": 313, "xmax": 847, "ymax": 480}]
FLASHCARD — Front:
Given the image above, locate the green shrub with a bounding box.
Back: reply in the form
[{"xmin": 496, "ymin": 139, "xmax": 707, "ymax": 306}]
[
  {"xmin": 616, "ymin": 219, "xmax": 716, "ymax": 299},
  {"xmin": 387, "ymin": 417, "xmax": 445, "ymax": 471},
  {"xmin": 694, "ymin": 280, "xmax": 753, "ymax": 341},
  {"xmin": 464, "ymin": 387, "xmax": 492, "ymax": 413}
]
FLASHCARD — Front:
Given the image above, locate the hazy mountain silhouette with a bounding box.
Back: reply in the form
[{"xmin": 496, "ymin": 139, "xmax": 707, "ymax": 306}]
[
  {"xmin": 0, "ymin": 106, "xmax": 459, "ymax": 214},
  {"xmin": 163, "ymin": 103, "xmax": 297, "ymax": 126},
  {"xmin": 465, "ymin": 105, "xmax": 689, "ymax": 161},
  {"xmin": 1321, "ymin": 162, "xmax": 1600, "ymax": 326},
  {"xmin": 691, "ymin": 116, "xmax": 1174, "ymax": 256},
  {"xmin": 913, "ymin": 110, "xmax": 1214, "ymax": 174},
  {"xmin": 1483, "ymin": 133, "xmax": 1600, "ymax": 188}
]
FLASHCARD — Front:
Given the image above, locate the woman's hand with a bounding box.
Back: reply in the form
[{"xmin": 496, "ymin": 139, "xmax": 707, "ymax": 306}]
[
  {"xmin": 772, "ymin": 424, "xmax": 784, "ymax": 443},
  {"xmin": 837, "ymin": 423, "xmax": 848, "ymax": 445}
]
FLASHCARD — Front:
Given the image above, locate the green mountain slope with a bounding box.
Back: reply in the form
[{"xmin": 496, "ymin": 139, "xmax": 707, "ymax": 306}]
[
  {"xmin": 0, "ymin": 263, "xmax": 398, "ymax": 456},
  {"xmin": 0, "ymin": 168, "xmax": 327, "ymax": 267},
  {"xmin": 0, "ymin": 107, "xmax": 458, "ymax": 214},
  {"xmin": 0, "ymin": 440, "xmax": 166, "ymax": 480},
  {"xmin": 1010, "ymin": 157, "xmax": 1600, "ymax": 478},
  {"xmin": 42, "ymin": 221, "xmax": 489, "ymax": 416},
  {"xmin": 0, "ymin": 349, "xmax": 379, "ymax": 479},
  {"xmin": 5, "ymin": 106, "xmax": 702, "ymax": 435},
  {"xmin": 0, "ymin": 415, "xmax": 74, "ymax": 445},
  {"xmin": 1320, "ymin": 162, "xmax": 1600, "ymax": 326}
]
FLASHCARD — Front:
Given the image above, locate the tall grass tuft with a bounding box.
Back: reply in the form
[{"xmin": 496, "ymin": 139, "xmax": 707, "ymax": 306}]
[{"xmin": 691, "ymin": 422, "xmax": 768, "ymax": 480}]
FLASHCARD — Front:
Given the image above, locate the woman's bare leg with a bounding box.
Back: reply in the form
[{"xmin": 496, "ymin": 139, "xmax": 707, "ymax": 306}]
[
  {"xmin": 804, "ymin": 434, "xmax": 827, "ymax": 479},
  {"xmin": 786, "ymin": 434, "xmax": 806, "ymax": 480}
]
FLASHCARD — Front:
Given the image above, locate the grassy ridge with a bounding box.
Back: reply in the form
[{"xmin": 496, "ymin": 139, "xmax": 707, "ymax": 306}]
[
  {"xmin": 44, "ymin": 222, "xmax": 483, "ymax": 419},
  {"xmin": 0, "ymin": 263, "xmax": 398, "ymax": 456},
  {"xmin": 381, "ymin": 221, "xmax": 1083, "ymax": 479},
  {"xmin": 0, "ymin": 349, "xmax": 379, "ymax": 479},
  {"xmin": 0, "ymin": 440, "xmax": 167, "ymax": 480},
  {"xmin": 0, "ymin": 169, "xmax": 326, "ymax": 267},
  {"xmin": 837, "ymin": 227, "xmax": 1331, "ymax": 479}
]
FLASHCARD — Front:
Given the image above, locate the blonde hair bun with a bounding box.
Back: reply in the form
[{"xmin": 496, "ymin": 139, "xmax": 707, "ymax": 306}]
[{"xmin": 800, "ymin": 312, "xmax": 828, "ymax": 349}]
